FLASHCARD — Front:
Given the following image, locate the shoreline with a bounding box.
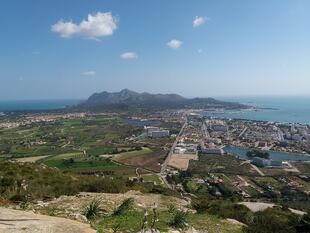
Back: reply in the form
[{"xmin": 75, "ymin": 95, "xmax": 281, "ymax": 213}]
[
  {"xmin": 201, "ymin": 108, "xmax": 310, "ymax": 126},
  {"xmin": 224, "ymin": 145, "xmax": 310, "ymax": 161}
]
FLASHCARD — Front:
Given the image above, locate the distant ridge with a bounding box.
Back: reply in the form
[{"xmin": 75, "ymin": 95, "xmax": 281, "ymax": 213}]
[{"xmin": 77, "ymin": 89, "xmax": 249, "ymax": 111}]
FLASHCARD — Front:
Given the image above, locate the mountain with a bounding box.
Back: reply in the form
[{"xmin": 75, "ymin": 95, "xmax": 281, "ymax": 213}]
[{"xmin": 76, "ymin": 89, "xmax": 249, "ymax": 111}]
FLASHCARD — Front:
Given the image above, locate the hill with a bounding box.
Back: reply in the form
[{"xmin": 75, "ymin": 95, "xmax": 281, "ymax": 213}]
[{"xmin": 76, "ymin": 89, "xmax": 249, "ymax": 111}]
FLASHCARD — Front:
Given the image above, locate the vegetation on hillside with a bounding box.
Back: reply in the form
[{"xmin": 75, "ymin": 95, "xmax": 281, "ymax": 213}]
[{"xmin": 0, "ymin": 162, "xmax": 177, "ymax": 202}]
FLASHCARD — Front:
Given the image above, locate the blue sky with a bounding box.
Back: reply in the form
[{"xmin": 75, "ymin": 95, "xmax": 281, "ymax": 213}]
[{"xmin": 0, "ymin": 0, "xmax": 310, "ymax": 100}]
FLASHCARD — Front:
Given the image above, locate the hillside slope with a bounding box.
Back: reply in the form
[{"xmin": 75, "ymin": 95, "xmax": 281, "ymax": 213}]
[{"xmin": 0, "ymin": 207, "xmax": 96, "ymax": 233}]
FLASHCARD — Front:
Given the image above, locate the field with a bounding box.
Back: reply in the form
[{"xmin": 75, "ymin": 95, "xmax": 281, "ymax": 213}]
[
  {"xmin": 114, "ymin": 147, "xmax": 167, "ymax": 172},
  {"xmin": 0, "ymin": 116, "xmax": 136, "ymax": 159},
  {"xmin": 41, "ymin": 152, "xmax": 139, "ymax": 176},
  {"xmin": 188, "ymin": 154, "xmax": 259, "ymax": 176},
  {"xmin": 0, "ymin": 114, "xmax": 180, "ymax": 176},
  {"xmin": 292, "ymin": 161, "xmax": 310, "ymax": 175},
  {"xmin": 0, "ymin": 115, "xmax": 163, "ymax": 175},
  {"xmin": 141, "ymin": 174, "xmax": 163, "ymax": 185},
  {"xmin": 168, "ymin": 153, "xmax": 198, "ymax": 170}
]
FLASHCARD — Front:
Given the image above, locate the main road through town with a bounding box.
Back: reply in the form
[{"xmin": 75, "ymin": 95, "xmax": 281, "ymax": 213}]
[{"xmin": 160, "ymin": 112, "xmax": 188, "ymax": 189}]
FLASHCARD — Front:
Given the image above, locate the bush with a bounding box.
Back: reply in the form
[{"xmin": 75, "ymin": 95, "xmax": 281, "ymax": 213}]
[
  {"xmin": 246, "ymin": 149, "xmax": 270, "ymax": 159},
  {"xmin": 113, "ymin": 198, "xmax": 134, "ymax": 216},
  {"xmin": 192, "ymin": 197, "xmax": 210, "ymax": 214},
  {"xmin": 83, "ymin": 200, "xmax": 101, "ymax": 220},
  {"xmin": 296, "ymin": 212, "xmax": 310, "ymax": 232},
  {"xmin": 192, "ymin": 197, "xmax": 253, "ymax": 225},
  {"xmin": 168, "ymin": 204, "xmax": 177, "ymax": 214},
  {"xmin": 246, "ymin": 207, "xmax": 300, "ymax": 233},
  {"xmin": 169, "ymin": 210, "xmax": 188, "ymax": 229}
]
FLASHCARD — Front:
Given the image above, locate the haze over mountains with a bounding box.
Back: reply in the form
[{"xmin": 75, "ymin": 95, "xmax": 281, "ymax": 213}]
[{"xmin": 77, "ymin": 89, "xmax": 249, "ymax": 111}]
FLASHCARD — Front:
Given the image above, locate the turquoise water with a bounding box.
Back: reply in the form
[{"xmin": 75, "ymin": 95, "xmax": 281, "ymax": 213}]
[
  {"xmin": 224, "ymin": 146, "xmax": 310, "ymax": 161},
  {"xmin": 0, "ymin": 100, "xmax": 82, "ymax": 112},
  {"xmin": 203, "ymin": 96, "xmax": 310, "ymax": 124}
]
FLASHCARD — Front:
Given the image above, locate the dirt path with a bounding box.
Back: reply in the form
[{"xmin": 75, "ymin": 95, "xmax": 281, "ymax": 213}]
[
  {"xmin": 250, "ymin": 163, "xmax": 265, "ymax": 176},
  {"xmin": 0, "ymin": 207, "xmax": 96, "ymax": 233},
  {"xmin": 239, "ymin": 202, "xmax": 306, "ymax": 215},
  {"xmin": 15, "ymin": 155, "xmax": 50, "ymax": 163}
]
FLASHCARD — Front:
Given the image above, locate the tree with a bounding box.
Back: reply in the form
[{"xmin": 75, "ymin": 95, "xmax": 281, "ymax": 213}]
[{"xmin": 246, "ymin": 149, "xmax": 270, "ymax": 159}]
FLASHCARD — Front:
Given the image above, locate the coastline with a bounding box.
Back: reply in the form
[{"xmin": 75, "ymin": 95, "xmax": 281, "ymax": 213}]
[{"xmin": 224, "ymin": 145, "xmax": 310, "ymax": 161}]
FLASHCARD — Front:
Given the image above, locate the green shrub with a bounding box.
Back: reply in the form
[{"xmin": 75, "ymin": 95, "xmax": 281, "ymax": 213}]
[
  {"xmin": 19, "ymin": 201, "xmax": 29, "ymax": 210},
  {"xmin": 168, "ymin": 204, "xmax": 177, "ymax": 214},
  {"xmin": 246, "ymin": 207, "xmax": 300, "ymax": 233},
  {"xmin": 169, "ymin": 210, "xmax": 188, "ymax": 229},
  {"xmin": 113, "ymin": 198, "xmax": 134, "ymax": 216},
  {"xmin": 45, "ymin": 206, "xmax": 57, "ymax": 216},
  {"xmin": 192, "ymin": 197, "xmax": 253, "ymax": 225},
  {"xmin": 83, "ymin": 200, "xmax": 101, "ymax": 220}
]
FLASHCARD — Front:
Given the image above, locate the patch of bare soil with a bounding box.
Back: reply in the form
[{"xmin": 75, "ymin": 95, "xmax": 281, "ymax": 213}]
[
  {"xmin": 15, "ymin": 155, "xmax": 49, "ymax": 163},
  {"xmin": 0, "ymin": 207, "xmax": 95, "ymax": 233},
  {"xmin": 168, "ymin": 154, "xmax": 198, "ymax": 171}
]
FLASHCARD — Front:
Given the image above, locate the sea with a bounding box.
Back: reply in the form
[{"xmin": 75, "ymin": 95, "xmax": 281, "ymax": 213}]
[
  {"xmin": 203, "ymin": 96, "xmax": 310, "ymax": 125},
  {"xmin": 0, "ymin": 99, "xmax": 82, "ymax": 112},
  {"xmin": 0, "ymin": 96, "xmax": 309, "ymax": 124}
]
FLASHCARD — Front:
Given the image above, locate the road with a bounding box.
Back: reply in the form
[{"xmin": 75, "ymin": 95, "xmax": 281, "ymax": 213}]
[{"xmin": 160, "ymin": 113, "xmax": 188, "ymax": 189}]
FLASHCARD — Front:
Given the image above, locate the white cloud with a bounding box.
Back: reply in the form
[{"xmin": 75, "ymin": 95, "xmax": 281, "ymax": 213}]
[
  {"xmin": 51, "ymin": 12, "xmax": 118, "ymax": 39},
  {"xmin": 193, "ymin": 16, "xmax": 208, "ymax": 27},
  {"xmin": 120, "ymin": 52, "xmax": 138, "ymax": 60},
  {"xmin": 82, "ymin": 71, "xmax": 96, "ymax": 76},
  {"xmin": 166, "ymin": 39, "xmax": 183, "ymax": 49}
]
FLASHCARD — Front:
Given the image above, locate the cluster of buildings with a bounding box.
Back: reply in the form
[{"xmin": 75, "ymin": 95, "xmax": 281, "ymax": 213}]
[
  {"xmin": 174, "ymin": 142, "xmax": 197, "ymax": 154},
  {"xmin": 282, "ymin": 124, "xmax": 310, "ymax": 142},
  {"xmin": 0, "ymin": 122, "xmax": 19, "ymax": 129},
  {"xmin": 199, "ymin": 119, "xmax": 227, "ymax": 155},
  {"xmin": 179, "ymin": 114, "xmax": 310, "ymax": 171},
  {"xmin": 144, "ymin": 126, "xmax": 170, "ymax": 138},
  {"xmin": 251, "ymin": 157, "xmax": 290, "ymax": 168},
  {"xmin": 202, "ymin": 118, "xmax": 310, "ymax": 155},
  {"xmin": 0, "ymin": 113, "xmax": 87, "ymax": 129},
  {"xmin": 205, "ymin": 119, "xmax": 228, "ymax": 133}
]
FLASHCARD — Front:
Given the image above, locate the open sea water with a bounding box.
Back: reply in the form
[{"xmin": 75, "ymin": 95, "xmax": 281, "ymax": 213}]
[
  {"xmin": 0, "ymin": 99, "xmax": 82, "ymax": 112},
  {"xmin": 203, "ymin": 96, "xmax": 310, "ymax": 125}
]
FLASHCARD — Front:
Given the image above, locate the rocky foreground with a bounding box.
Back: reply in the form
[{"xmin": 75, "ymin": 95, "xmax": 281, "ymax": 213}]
[
  {"xmin": 0, "ymin": 207, "xmax": 96, "ymax": 233},
  {"xmin": 0, "ymin": 191, "xmax": 244, "ymax": 233}
]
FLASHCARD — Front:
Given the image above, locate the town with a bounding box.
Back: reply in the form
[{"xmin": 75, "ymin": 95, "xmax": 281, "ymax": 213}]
[{"xmin": 1, "ymin": 109, "xmax": 310, "ymax": 232}]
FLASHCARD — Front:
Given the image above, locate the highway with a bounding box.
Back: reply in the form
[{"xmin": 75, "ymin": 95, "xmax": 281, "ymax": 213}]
[{"xmin": 160, "ymin": 113, "xmax": 188, "ymax": 189}]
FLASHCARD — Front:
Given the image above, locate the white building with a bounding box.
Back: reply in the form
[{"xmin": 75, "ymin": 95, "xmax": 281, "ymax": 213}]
[
  {"xmin": 200, "ymin": 148, "xmax": 224, "ymax": 155},
  {"xmin": 151, "ymin": 130, "xmax": 170, "ymax": 138},
  {"xmin": 209, "ymin": 120, "xmax": 228, "ymax": 132}
]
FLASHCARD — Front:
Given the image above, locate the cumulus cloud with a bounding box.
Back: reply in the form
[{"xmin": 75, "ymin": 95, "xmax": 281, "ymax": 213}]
[
  {"xmin": 82, "ymin": 71, "xmax": 96, "ymax": 76},
  {"xmin": 51, "ymin": 12, "xmax": 118, "ymax": 39},
  {"xmin": 166, "ymin": 39, "xmax": 183, "ymax": 49},
  {"xmin": 193, "ymin": 16, "xmax": 208, "ymax": 27},
  {"xmin": 120, "ymin": 52, "xmax": 138, "ymax": 60}
]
